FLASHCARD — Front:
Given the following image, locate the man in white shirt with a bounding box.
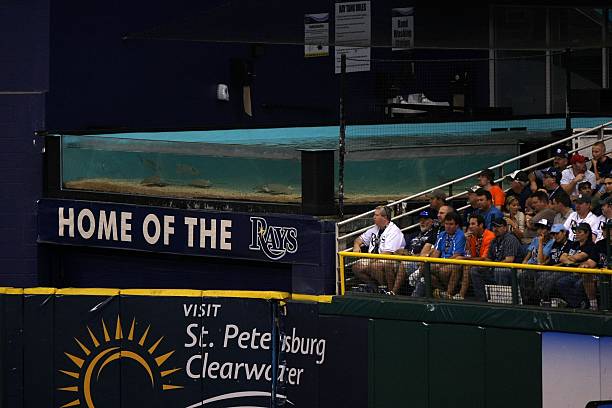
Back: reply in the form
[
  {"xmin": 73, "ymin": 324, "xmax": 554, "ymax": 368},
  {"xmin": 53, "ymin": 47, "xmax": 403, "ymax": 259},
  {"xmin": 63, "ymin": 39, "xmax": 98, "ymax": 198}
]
[
  {"xmin": 353, "ymin": 205, "xmax": 406, "ymax": 293},
  {"xmin": 597, "ymin": 196, "xmax": 612, "ymax": 242},
  {"xmin": 561, "ymin": 154, "xmax": 596, "ymax": 197},
  {"xmin": 563, "ymin": 195, "xmax": 602, "ymax": 241}
]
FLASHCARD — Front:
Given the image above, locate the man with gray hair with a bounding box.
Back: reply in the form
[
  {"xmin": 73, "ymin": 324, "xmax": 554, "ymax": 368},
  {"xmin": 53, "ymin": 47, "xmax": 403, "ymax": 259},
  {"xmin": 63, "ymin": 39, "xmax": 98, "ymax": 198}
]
[{"xmin": 353, "ymin": 205, "xmax": 406, "ymax": 293}]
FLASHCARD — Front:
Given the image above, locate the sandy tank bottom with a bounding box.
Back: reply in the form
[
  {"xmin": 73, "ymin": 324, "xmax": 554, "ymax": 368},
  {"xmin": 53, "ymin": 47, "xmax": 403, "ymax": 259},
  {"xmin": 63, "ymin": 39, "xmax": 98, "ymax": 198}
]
[{"xmin": 64, "ymin": 178, "xmax": 406, "ymax": 204}]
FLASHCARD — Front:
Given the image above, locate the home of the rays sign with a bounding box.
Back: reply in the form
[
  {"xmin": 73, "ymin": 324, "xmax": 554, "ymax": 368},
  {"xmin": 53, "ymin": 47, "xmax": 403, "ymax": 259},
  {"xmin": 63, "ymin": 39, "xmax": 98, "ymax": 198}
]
[{"xmin": 57, "ymin": 316, "xmax": 182, "ymax": 408}]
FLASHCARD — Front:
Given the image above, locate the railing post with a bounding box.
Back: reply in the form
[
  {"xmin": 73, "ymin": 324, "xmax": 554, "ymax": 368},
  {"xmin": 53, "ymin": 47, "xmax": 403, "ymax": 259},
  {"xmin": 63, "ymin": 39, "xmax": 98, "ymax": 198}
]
[
  {"xmin": 602, "ymin": 221, "xmax": 612, "ymax": 311},
  {"xmin": 511, "ymin": 268, "xmax": 519, "ymax": 305},
  {"xmin": 338, "ymin": 53, "xmax": 346, "ymax": 219},
  {"xmin": 423, "ymin": 262, "xmax": 433, "ymax": 298},
  {"xmin": 600, "ymin": 275, "xmax": 610, "ymax": 311},
  {"xmin": 338, "ymin": 253, "xmax": 346, "ymax": 295}
]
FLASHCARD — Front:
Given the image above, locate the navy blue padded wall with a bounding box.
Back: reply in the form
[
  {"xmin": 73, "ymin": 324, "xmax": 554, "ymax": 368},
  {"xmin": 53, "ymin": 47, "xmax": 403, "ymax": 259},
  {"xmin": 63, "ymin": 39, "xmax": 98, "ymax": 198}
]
[
  {"xmin": 0, "ymin": 95, "xmax": 45, "ymax": 286},
  {"xmin": 0, "ymin": 0, "xmax": 48, "ymax": 286}
]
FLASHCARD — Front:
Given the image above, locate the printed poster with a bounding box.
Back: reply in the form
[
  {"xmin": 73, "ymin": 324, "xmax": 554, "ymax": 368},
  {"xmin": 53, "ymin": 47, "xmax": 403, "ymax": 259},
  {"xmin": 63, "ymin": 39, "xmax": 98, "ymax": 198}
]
[
  {"xmin": 392, "ymin": 7, "xmax": 414, "ymax": 50},
  {"xmin": 334, "ymin": 1, "xmax": 371, "ymax": 73},
  {"xmin": 304, "ymin": 13, "xmax": 329, "ymax": 57}
]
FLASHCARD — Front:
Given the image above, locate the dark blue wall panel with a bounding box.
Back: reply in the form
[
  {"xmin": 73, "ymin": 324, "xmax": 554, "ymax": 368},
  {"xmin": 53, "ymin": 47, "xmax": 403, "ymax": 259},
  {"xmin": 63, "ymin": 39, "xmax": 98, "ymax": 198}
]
[
  {"xmin": 0, "ymin": 0, "xmax": 49, "ymax": 91},
  {"xmin": 0, "ymin": 95, "xmax": 45, "ymax": 286}
]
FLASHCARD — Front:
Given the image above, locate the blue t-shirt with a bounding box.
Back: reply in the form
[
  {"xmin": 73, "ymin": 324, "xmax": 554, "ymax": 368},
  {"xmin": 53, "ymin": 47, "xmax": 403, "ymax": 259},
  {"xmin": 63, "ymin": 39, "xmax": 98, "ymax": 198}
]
[
  {"xmin": 526, "ymin": 237, "xmax": 555, "ymax": 264},
  {"xmin": 478, "ymin": 206, "xmax": 504, "ymax": 230},
  {"xmin": 434, "ymin": 229, "xmax": 466, "ymax": 259}
]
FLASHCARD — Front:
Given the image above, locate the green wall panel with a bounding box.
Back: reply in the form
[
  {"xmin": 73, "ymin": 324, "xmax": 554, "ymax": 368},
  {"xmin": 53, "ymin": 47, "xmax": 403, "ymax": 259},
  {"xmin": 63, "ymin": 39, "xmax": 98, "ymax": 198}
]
[
  {"xmin": 428, "ymin": 324, "xmax": 486, "ymax": 408},
  {"xmin": 370, "ymin": 320, "xmax": 429, "ymax": 408},
  {"xmin": 24, "ymin": 293, "xmax": 55, "ymax": 407},
  {"xmin": 484, "ymin": 328, "xmax": 542, "ymax": 408},
  {"xmin": 2, "ymin": 294, "xmax": 24, "ymax": 408}
]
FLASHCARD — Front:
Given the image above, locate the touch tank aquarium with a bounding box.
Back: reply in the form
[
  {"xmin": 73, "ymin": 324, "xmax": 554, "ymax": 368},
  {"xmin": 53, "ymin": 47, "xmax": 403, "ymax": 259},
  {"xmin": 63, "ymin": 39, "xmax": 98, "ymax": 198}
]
[
  {"xmin": 60, "ymin": 134, "xmax": 302, "ymax": 203},
  {"xmin": 54, "ymin": 117, "xmax": 612, "ymax": 204}
]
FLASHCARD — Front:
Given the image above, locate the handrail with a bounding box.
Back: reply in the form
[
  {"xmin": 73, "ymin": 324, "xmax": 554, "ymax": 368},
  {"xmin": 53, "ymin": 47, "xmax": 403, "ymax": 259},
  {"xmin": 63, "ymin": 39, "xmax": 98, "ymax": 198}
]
[
  {"xmin": 338, "ymin": 251, "xmax": 609, "ymax": 275},
  {"xmin": 336, "ymin": 121, "xmax": 612, "ymax": 244},
  {"xmin": 337, "ymin": 251, "xmax": 611, "ymax": 297}
]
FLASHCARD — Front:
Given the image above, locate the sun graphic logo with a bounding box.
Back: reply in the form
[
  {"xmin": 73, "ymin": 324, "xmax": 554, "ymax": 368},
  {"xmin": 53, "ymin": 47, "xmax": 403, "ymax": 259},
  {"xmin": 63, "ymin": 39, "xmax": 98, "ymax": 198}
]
[{"xmin": 58, "ymin": 316, "xmax": 183, "ymax": 408}]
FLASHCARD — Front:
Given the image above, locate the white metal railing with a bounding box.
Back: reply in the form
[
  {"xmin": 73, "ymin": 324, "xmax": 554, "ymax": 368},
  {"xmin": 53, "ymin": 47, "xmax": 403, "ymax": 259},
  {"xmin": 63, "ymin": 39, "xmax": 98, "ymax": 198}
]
[{"xmin": 337, "ymin": 121, "xmax": 612, "ymax": 249}]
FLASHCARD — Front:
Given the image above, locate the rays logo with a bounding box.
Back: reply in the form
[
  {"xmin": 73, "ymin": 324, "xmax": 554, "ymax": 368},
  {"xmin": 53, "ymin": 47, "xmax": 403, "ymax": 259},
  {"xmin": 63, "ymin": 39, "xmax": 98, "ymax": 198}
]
[
  {"xmin": 249, "ymin": 217, "xmax": 298, "ymax": 260},
  {"xmin": 58, "ymin": 316, "xmax": 182, "ymax": 408}
]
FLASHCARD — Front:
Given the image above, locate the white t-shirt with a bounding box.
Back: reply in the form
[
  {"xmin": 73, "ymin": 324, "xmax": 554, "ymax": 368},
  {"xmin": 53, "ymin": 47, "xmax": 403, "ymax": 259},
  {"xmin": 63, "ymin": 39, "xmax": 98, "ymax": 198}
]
[
  {"xmin": 596, "ymin": 217, "xmax": 612, "ymax": 242},
  {"xmin": 560, "ymin": 168, "xmax": 596, "ymax": 196},
  {"xmin": 563, "ymin": 211, "xmax": 603, "ymax": 241},
  {"xmin": 359, "ymin": 222, "xmax": 405, "ymax": 253}
]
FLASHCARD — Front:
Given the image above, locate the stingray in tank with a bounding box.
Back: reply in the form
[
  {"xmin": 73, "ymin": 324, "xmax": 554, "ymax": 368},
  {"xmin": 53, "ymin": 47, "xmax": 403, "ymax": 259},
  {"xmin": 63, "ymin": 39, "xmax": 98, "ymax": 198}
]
[{"xmin": 254, "ymin": 184, "xmax": 295, "ymax": 195}]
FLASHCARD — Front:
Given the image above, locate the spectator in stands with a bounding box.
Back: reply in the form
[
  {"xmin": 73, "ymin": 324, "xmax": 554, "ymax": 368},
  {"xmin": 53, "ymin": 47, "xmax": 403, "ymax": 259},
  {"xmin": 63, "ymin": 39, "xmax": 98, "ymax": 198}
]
[
  {"xmin": 427, "ymin": 212, "xmax": 466, "ymax": 298},
  {"xmin": 522, "ymin": 219, "xmax": 555, "ymax": 265},
  {"xmin": 536, "ymin": 224, "xmax": 572, "ymax": 305},
  {"xmin": 435, "ymin": 204, "xmax": 455, "ymax": 235},
  {"xmin": 478, "ymin": 169, "xmax": 505, "ymax": 209},
  {"xmin": 523, "ymin": 191, "xmax": 556, "ymax": 243},
  {"xmin": 532, "ymin": 146, "xmax": 570, "ymax": 191},
  {"xmin": 561, "ymin": 154, "xmax": 596, "ymax": 197},
  {"xmin": 429, "ymin": 189, "xmax": 447, "ymax": 214},
  {"xmin": 463, "ymin": 185, "xmax": 480, "ymax": 228},
  {"xmin": 352, "ymin": 205, "xmax": 406, "ymax": 293},
  {"xmin": 505, "ymin": 170, "xmax": 531, "ymax": 210},
  {"xmin": 595, "ymin": 198, "xmax": 612, "ymax": 271},
  {"xmin": 503, "ymin": 195, "xmax": 526, "ymax": 243},
  {"xmin": 520, "ymin": 219, "xmax": 555, "ymax": 304},
  {"xmin": 557, "ymin": 223, "xmax": 600, "ymax": 310},
  {"xmin": 564, "ymin": 195, "xmax": 602, "ymax": 242},
  {"xmin": 600, "ymin": 173, "xmax": 612, "ymax": 201},
  {"xmin": 578, "ymin": 181, "xmax": 594, "ymax": 197},
  {"xmin": 393, "ymin": 208, "xmax": 438, "ymax": 295},
  {"xmin": 476, "ymin": 188, "xmax": 503, "ymax": 230},
  {"xmin": 592, "ymin": 173, "xmax": 612, "ymax": 216},
  {"xmin": 591, "ymin": 141, "xmax": 612, "ymax": 186},
  {"xmin": 596, "ymin": 196, "xmax": 612, "ymax": 243},
  {"xmin": 551, "ymin": 191, "xmax": 575, "ymax": 226},
  {"xmin": 470, "ymin": 217, "xmax": 521, "ymax": 302},
  {"xmin": 456, "ymin": 214, "xmax": 495, "ymax": 299},
  {"xmin": 542, "ymin": 168, "xmax": 563, "ymax": 202},
  {"xmin": 552, "ymin": 146, "xmax": 570, "ymax": 170}
]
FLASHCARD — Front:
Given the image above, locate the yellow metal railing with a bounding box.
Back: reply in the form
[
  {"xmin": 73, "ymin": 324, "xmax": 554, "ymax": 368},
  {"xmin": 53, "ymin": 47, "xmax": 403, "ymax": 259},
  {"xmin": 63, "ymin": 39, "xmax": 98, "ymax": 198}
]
[{"xmin": 338, "ymin": 251, "xmax": 612, "ymax": 297}]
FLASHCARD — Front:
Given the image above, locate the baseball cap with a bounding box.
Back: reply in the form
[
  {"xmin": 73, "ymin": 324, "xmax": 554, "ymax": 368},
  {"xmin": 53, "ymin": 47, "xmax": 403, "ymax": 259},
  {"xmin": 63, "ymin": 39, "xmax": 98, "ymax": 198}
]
[
  {"xmin": 431, "ymin": 189, "xmax": 447, "ymax": 200},
  {"xmin": 491, "ymin": 217, "xmax": 507, "ymax": 227},
  {"xmin": 575, "ymin": 194, "xmax": 592, "ymax": 205},
  {"xmin": 466, "ymin": 185, "xmax": 480, "ymax": 194},
  {"xmin": 551, "ymin": 224, "xmax": 567, "ymax": 233},
  {"xmin": 553, "ymin": 146, "xmax": 569, "ymax": 158},
  {"xmin": 417, "ymin": 208, "xmax": 436, "ymax": 219},
  {"xmin": 505, "ymin": 170, "xmax": 528, "ymax": 182},
  {"xmin": 534, "ymin": 218, "xmax": 552, "ymax": 229},
  {"xmin": 570, "ymin": 154, "xmax": 587, "ymax": 164},
  {"xmin": 571, "ymin": 222, "xmax": 592, "ymax": 233},
  {"xmin": 542, "ymin": 167, "xmax": 562, "ymax": 182}
]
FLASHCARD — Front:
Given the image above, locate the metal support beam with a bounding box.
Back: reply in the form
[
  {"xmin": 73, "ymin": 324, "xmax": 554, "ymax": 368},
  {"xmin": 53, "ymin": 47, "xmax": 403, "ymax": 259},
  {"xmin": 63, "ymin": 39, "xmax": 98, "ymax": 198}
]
[
  {"xmin": 546, "ymin": 7, "xmax": 552, "ymax": 114},
  {"xmin": 489, "ymin": 7, "xmax": 496, "ymax": 107}
]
